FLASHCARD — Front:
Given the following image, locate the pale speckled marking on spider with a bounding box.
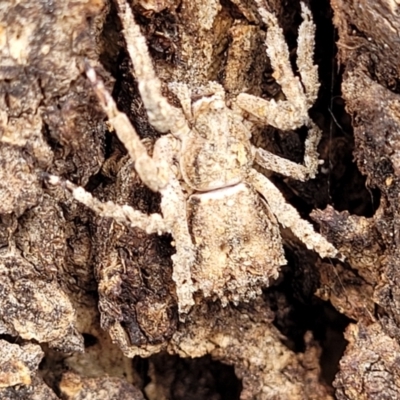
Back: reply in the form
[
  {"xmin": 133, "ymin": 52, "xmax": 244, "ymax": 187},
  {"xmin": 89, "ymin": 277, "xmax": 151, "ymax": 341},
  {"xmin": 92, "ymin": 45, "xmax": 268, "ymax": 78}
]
[{"xmin": 47, "ymin": 0, "xmax": 338, "ymax": 318}]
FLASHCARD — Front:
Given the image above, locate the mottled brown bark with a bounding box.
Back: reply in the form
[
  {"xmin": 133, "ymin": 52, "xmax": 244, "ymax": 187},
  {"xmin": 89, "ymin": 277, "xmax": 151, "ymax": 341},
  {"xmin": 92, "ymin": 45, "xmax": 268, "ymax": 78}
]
[
  {"xmin": 312, "ymin": 0, "xmax": 400, "ymax": 399},
  {"xmin": 1, "ymin": 0, "xmax": 399, "ymax": 399}
]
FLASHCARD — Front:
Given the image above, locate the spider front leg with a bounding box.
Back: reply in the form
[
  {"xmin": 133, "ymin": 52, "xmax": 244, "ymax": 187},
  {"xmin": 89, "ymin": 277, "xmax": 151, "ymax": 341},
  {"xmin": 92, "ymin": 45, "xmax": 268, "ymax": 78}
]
[
  {"xmin": 114, "ymin": 0, "xmax": 190, "ymax": 139},
  {"xmin": 86, "ymin": 0, "xmax": 192, "ymax": 190},
  {"xmin": 86, "ymin": 65, "xmax": 169, "ymax": 192}
]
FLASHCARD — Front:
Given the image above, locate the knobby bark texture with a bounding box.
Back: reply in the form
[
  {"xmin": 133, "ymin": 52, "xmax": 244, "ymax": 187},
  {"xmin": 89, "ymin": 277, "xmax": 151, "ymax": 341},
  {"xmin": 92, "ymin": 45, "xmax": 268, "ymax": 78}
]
[
  {"xmin": 0, "ymin": 0, "xmax": 399, "ymax": 399},
  {"xmin": 311, "ymin": 1, "xmax": 400, "ymax": 399}
]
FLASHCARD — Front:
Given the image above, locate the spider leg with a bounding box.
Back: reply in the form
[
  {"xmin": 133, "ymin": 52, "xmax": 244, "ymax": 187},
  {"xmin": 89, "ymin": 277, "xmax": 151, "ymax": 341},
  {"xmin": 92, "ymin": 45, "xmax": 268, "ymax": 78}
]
[
  {"xmin": 236, "ymin": 2, "xmax": 322, "ymax": 180},
  {"xmin": 45, "ymin": 174, "xmax": 167, "ymax": 234},
  {"xmin": 86, "ymin": 66, "xmax": 169, "ymax": 192},
  {"xmin": 114, "ymin": 0, "xmax": 190, "ymax": 139},
  {"xmin": 248, "ymin": 169, "xmax": 338, "ymax": 259},
  {"xmin": 297, "ymin": 2, "xmax": 320, "ymax": 107},
  {"xmin": 253, "ymin": 120, "xmax": 322, "ymax": 180},
  {"xmin": 236, "ymin": 2, "xmax": 319, "ymax": 130},
  {"xmin": 46, "ymin": 134, "xmax": 197, "ymax": 318},
  {"xmin": 153, "ymin": 135, "xmax": 196, "ymax": 318}
]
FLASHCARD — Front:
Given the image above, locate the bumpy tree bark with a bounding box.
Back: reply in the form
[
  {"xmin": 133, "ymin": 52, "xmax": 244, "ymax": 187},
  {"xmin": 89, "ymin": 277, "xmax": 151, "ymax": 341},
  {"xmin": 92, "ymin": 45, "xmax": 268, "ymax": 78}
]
[
  {"xmin": 311, "ymin": 1, "xmax": 400, "ymax": 399},
  {"xmin": 0, "ymin": 0, "xmax": 399, "ymax": 399}
]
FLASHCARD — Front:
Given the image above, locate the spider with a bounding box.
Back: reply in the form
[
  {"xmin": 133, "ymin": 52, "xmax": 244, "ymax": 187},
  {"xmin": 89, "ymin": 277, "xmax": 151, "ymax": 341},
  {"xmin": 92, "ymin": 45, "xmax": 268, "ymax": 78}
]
[{"xmin": 48, "ymin": 0, "xmax": 338, "ymax": 317}]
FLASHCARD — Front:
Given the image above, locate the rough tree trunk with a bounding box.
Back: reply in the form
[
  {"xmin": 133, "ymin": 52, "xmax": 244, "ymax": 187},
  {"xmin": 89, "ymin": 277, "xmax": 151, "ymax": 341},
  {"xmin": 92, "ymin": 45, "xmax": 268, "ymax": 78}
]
[{"xmin": 0, "ymin": 0, "xmax": 399, "ymax": 399}]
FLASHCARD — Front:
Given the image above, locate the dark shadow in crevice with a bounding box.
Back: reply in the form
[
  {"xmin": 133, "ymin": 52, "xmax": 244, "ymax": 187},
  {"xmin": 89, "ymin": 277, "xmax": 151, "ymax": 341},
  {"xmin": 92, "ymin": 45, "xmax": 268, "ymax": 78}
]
[
  {"xmin": 142, "ymin": 353, "xmax": 242, "ymax": 400},
  {"xmin": 266, "ymin": 247, "xmax": 351, "ymax": 386},
  {"xmin": 310, "ymin": 0, "xmax": 380, "ymax": 217}
]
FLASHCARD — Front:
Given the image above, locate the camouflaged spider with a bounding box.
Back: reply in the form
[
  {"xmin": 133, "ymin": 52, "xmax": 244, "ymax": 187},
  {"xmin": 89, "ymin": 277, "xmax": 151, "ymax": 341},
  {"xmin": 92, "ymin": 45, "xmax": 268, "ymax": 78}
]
[{"xmin": 48, "ymin": 0, "xmax": 337, "ymax": 317}]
